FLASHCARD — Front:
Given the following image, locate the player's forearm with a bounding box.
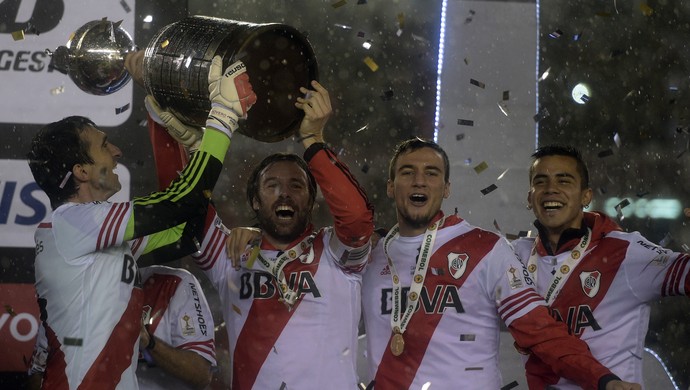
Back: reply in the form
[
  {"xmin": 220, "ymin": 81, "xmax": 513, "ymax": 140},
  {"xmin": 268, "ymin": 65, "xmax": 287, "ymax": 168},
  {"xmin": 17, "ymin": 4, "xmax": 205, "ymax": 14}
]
[
  {"xmin": 144, "ymin": 336, "xmax": 213, "ymax": 389},
  {"xmin": 509, "ymin": 306, "xmax": 612, "ymax": 390},
  {"xmin": 305, "ymin": 144, "xmax": 374, "ymax": 247},
  {"xmin": 125, "ymin": 131, "xmax": 227, "ymax": 241}
]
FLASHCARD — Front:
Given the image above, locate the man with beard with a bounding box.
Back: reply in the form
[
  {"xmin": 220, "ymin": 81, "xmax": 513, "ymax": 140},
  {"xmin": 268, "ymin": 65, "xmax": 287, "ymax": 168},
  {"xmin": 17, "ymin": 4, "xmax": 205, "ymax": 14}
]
[
  {"xmin": 512, "ymin": 145, "xmax": 690, "ymax": 389},
  {"xmin": 360, "ymin": 137, "xmax": 640, "ymax": 390},
  {"xmin": 158, "ymin": 80, "xmax": 374, "ymax": 389}
]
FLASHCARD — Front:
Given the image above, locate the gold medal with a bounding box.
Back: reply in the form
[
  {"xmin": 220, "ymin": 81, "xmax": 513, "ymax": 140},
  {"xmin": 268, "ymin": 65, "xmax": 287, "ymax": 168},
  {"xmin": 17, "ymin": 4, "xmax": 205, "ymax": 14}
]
[{"xmin": 390, "ymin": 332, "xmax": 405, "ymax": 356}]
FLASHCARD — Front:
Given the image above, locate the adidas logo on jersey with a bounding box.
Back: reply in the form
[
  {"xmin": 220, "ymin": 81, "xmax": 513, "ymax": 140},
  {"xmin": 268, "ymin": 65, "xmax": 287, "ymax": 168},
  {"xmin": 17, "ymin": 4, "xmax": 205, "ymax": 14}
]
[{"xmin": 380, "ymin": 265, "xmax": 391, "ymax": 275}]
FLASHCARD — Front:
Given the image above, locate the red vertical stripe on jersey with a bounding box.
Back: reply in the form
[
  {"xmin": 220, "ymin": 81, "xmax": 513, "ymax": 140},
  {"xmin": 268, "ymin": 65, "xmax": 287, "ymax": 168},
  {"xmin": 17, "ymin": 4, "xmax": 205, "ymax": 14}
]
[
  {"xmin": 142, "ymin": 274, "xmax": 182, "ymax": 335},
  {"xmin": 662, "ymin": 255, "xmax": 689, "ymax": 296},
  {"xmin": 374, "ymin": 229, "xmax": 498, "ymax": 389},
  {"xmin": 77, "ymin": 288, "xmax": 143, "ymax": 389},
  {"xmin": 109, "ymin": 203, "xmax": 130, "ymax": 247},
  {"xmin": 525, "ymin": 237, "xmax": 628, "ymax": 388},
  {"xmin": 97, "ymin": 203, "xmax": 128, "ymax": 250},
  {"xmin": 41, "ymin": 324, "xmax": 68, "ymax": 390},
  {"xmin": 498, "ymin": 289, "xmax": 545, "ymax": 321},
  {"xmin": 231, "ymin": 238, "xmax": 325, "ymax": 390},
  {"xmin": 193, "ymin": 227, "xmax": 226, "ymax": 270}
]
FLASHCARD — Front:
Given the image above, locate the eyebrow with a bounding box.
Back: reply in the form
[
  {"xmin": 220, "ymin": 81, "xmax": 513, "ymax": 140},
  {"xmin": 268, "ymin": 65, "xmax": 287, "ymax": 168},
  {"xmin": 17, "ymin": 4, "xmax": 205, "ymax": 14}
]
[
  {"xmin": 398, "ymin": 164, "xmax": 442, "ymax": 173},
  {"xmin": 532, "ymin": 172, "xmax": 576, "ymax": 181}
]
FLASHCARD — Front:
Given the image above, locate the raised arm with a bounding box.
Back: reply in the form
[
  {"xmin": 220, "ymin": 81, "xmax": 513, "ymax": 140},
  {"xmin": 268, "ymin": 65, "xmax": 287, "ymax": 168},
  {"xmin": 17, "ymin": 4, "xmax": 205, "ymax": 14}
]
[
  {"xmin": 124, "ymin": 56, "xmax": 256, "ymax": 242},
  {"xmin": 296, "ymin": 81, "xmax": 374, "ymax": 266}
]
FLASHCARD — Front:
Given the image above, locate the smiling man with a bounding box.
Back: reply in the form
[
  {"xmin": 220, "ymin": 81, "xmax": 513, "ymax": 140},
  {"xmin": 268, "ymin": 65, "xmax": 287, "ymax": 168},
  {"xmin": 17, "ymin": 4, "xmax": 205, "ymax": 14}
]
[
  {"xmin": 361, "ymin": 137, "xmax": 640, "ymax": 390},
  {"xmin": 513, "ymin": 145, "xmax": 690, "ymax": 389}
]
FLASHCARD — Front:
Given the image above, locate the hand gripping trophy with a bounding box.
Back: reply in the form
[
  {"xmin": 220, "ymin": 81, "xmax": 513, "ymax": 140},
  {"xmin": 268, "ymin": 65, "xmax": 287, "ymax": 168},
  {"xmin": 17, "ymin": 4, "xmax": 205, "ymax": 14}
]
[{"xmin": 50, "ymin": 16, "xmax": 319, "ymax": 142}]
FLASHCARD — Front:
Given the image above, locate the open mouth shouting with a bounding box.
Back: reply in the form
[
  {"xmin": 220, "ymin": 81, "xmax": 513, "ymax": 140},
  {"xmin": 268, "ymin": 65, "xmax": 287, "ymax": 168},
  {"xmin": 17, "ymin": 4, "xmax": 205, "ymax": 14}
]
[
  {"xmin": 275, "ymin": 204, "xmax": 296, "ymax": 220},
  {"xmin": 410, "ymin": 193, "xmax": 428, "ymax": 205}
]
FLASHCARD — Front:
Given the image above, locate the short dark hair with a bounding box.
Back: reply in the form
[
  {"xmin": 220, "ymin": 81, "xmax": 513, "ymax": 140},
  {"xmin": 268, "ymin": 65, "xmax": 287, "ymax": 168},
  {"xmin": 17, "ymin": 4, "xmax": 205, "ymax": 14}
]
[
  {"xmin": 388, "ymin": 137, "xmax": 450, "ymax": 183},
  {"xmin": 246, "ymin": 153, "xmax": 317, "ymax": 212},
  {"xmin": 27, "ymin": 116, "xmax": 96, "ymax": 209},
  {"xmin": 530, "ymin": 144, "xmax": 590, "ymax": 189}
]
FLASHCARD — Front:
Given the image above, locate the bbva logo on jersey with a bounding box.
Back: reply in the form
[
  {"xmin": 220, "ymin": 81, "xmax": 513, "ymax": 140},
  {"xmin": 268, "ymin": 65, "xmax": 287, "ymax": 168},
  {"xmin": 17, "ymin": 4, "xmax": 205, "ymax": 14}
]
[{"xmin": 579, "ymin": 270, "xmax": 601, "ymax": 298}]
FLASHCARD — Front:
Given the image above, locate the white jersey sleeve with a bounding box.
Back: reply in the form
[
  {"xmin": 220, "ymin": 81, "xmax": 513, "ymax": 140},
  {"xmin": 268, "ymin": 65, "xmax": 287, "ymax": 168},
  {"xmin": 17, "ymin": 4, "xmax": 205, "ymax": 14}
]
[
  {"xmin": 53, "ymin": 201, "xmax": 132, "ymax": 263},
  {"xmin": 612, "ymin": 230, "xmax": 690, "ymax": 302}
]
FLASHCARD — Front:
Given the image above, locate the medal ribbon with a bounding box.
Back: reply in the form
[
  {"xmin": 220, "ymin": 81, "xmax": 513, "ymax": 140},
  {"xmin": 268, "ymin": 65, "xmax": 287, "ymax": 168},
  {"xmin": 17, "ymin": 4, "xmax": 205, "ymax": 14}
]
[
  {"xmin": 526, "ymin": 228, "xmax": 591, "ymax": 304},
  {"xmin": 256, "ymin": 232, "xmax": 317, "ymax": 308},
  {"xmin": 383, "ymin": 216, "xmax": 445, "ymax": 337}
]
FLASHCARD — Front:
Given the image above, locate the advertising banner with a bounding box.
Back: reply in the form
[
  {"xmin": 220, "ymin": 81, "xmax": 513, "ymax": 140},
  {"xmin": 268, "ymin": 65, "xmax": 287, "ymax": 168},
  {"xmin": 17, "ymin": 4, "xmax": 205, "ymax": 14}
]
[{"xmin": 0, "ymin": 0, "xmax": 136, "ymax": 126}]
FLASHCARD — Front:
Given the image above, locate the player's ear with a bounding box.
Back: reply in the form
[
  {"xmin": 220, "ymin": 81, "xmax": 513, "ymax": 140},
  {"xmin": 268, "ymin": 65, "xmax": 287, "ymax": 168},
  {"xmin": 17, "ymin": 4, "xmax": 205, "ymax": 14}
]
[
  {"xmin": 251, "ymin": 197, "xmax": 260, "ymax": 211},
  {"xmin": 72, "ymin": 163, "xmax": 88, "ymax": 182},
  {"xmin": 386, "ymin": 179, "xmax": 394, "ymax": 199}
]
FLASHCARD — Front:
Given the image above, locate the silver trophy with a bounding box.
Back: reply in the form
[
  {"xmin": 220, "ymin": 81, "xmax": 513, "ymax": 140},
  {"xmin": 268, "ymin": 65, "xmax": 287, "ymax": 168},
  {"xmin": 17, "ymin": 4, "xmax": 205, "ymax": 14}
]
[{"xmin": 51, "ymin": 16, "xmax": 319, "ymax": 143}]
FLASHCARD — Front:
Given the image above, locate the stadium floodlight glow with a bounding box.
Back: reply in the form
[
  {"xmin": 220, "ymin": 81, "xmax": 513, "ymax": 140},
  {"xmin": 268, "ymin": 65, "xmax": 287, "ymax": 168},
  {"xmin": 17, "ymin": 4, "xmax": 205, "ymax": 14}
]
[
  {"xmin": 433, "ymin": 0, "xmax": 448, "ymax": 142},
  {"xmin": 571, "ymin": 83, "xmax": 591, "ymax": 104},
  {"xmin": 603, "ymin": 197, "xmax": 682, "ymax": 219}
]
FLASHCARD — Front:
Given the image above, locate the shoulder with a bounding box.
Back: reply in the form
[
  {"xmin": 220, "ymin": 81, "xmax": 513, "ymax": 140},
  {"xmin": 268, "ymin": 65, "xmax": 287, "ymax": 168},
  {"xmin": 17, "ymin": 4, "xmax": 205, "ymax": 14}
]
[{"xmin": 512, "ymin": 237, "xmax": 535, "ymax": 252}]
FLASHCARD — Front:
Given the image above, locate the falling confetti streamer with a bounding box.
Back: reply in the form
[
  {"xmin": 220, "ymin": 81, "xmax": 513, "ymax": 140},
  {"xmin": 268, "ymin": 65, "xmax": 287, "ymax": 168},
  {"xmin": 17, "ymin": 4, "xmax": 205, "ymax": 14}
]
[
  {"xmin": 497, "ymin": 102, "xmax": 510, "ymax": 117},
  {"xmin": 481, "ymin": 184, "xmax": 498, "ymax": 195},
  {"xmin": 597, "ymin": 149, "xmax": 613, "ymax": 158},
  {"xmin": 4, "ymin": 305, "xmax": 16, "ymax": 316},
  {"xmin": 120, "ymin": 0, "xmax": 131, "ymax": 12},
  {"xmin": 659, "ymin": 232, "xmax": 673, "ymax": 247},
  {"xmin": 615, "ymin": 199, "xmax": 630, "ymax": 220},
  {"xmin": 470, "ymin": 79, "xmax": 486, "ymax": 89},
  {"xmin": 500, "ymin": 381, "xmax": 519, "ymax": 390},
  {"xmin": 332, "ymin": 0, "xmax": 347, "ymax": 8},
  {"xmin": 363, "ymin": 57, "xmax": 379, "ymax": 72},
  {"xmin": 50, "ymin": 86, "xmax": 65, "ymax": 95},
  {"xmin": 457, "ymin": 119, "xmax": 474, "ymax": 126},
  {"xmin": 473, "ymin": 161, "xmax": 489, "ymax": 174},
  {"xmin": 11, "ymin": 30, "xmax": 25, "ymax": 41},
  {"xmin": 533, "ymin": 108, "xmax": 549, "ymax": 122}
]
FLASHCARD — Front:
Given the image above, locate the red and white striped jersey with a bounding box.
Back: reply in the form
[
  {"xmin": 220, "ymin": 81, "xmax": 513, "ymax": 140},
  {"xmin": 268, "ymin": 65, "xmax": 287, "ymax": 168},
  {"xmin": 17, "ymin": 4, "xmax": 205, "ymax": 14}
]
[
  {"xmin": 192, "ymin": 145, "xmax": 373, "ymax": 390},
  {"xmin": 362, "ymin": 214, "xmax": 613, "ymax": 390},
  {"xmin": 29, "ymin": 265, "xmax": 216, "ymax": 390},
  {"xmin": 136, "ymin": 266, "xmax": 216, "ymax": 390},
  {"xmin": 32, "ymin": 129, "xmax": 229, "ymax": 390},
  {"xmin": 34, "ymin": 202, "xmax": 142, "ymax": 390},
  {"xmin": 513, "ymin": 211, "xmax": 690, "ymax": 389}
]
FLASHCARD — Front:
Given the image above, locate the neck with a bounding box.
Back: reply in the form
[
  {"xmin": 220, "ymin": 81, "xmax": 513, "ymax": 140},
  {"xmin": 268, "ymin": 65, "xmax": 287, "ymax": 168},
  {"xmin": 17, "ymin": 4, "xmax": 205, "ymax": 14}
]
[
  {"xmin": 397, "ymin": 224, "xmax": 427, "ymax": 237},
  {"xmin": 546, "ymin": 233, "xmax": 561, "ymax": 254},
  {"xmin": 262, "ymin": 235, "xmax": 293, "ymax": 251}
]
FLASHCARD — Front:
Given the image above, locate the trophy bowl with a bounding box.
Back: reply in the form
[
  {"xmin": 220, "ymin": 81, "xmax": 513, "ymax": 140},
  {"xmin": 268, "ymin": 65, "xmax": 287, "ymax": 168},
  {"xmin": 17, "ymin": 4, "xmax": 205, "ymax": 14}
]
[{"xmin": 52, "ymin": 16, "xmax": 319, "ymax": 143}]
